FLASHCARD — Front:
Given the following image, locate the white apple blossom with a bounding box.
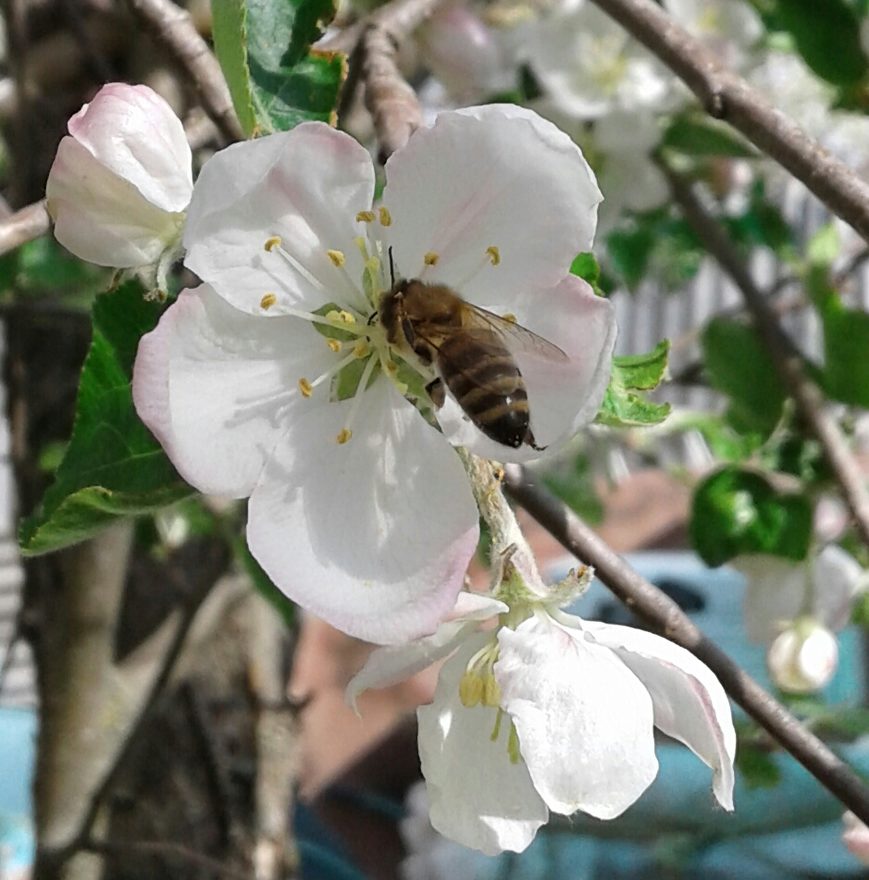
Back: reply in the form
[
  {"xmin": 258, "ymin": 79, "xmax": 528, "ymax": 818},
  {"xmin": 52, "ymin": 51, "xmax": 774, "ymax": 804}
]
[
  {"xmin": 133, "ymin": 106, "xmax": 616, "ymax": 644},
  {"xmin": 527, "ymin": 4, "xmax": 676, "ymax": 120},
  {"xmin": 733, "ymin": 545, "xmax": 866, "ymax": 646},
  {"xmin": 348, "ymin": 576, "xmax": 736, "ymax": 854},
  {"xmin": 45, "ymin": 83, "xmax": 192, "ymax": 269},
  {"xmin": 663, "ymin": 0, "xmax": 762, "ymax": 69}
]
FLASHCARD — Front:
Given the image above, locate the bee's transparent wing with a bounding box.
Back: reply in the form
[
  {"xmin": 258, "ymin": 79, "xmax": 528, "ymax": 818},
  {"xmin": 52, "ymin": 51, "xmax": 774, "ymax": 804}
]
[{"xmin": 464, "ymin": 304, "xmax": 569, "ymax": 362}]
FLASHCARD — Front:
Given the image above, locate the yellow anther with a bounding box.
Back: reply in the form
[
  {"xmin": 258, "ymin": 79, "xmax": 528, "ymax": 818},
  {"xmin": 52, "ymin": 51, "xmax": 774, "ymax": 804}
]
[
  {"xmin": 379, "ymin": 206, "xmax": 392, "ymax": 227},
  {"xmin": 503, "ymin": 313, "xmax": 517, "ymax": 324},
  {"xmin": 327, "ymin": 338, "xmax": 342, "ymax": 353},
  {"xmin": 424, "ymin": 251, "xmax": 440, "ymax": 266},
  {"xmin": 385, "ymin": 360, "xmax": 399, "ymax": 375},
  {"xmin": 353, "ymin": 340, "xmax": 371, "ymax": 358},
  {"xmin": 260, "ymin": 292, "xmax": 278, "ymax": 310},
  {"xmin": 365, "ymin": 256, "xmax": 381, "ymax": 274},
  {"xmin": 264, "ymin": 235, "xmax": 282, "ymax": 252},
  {"xmin": 298, "ymin": 378, "xmax": 313, "ymax": 398},
  {"xmin": 486, "ymin": 245, "xmax": 501, "ymax": 266},
  {"xmin": 326, "ymin": 309, "xmax": 357, "ymax": 325},
  {"xmin": 482, "ymin": 673, "xmax": 501, "ymax": 708},
  {"xmin": 336, "ymin": 428, "xmax": 352, "ymax": 444},
  {"xmin": 327, "ymin": 249, "xmax": 346, "ymax": 267},
  {"xmin": 356, "ymin": 210, "xmax": 376, "ymax": 223},
  {"xmin": 459, "ymin": 670, "xmax": 483, "ymax": 708}
]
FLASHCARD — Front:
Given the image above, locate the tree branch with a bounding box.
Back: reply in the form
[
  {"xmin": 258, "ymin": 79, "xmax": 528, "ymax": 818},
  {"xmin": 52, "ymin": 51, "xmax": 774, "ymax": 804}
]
[
  {"xmin": 125, "ymin": 0, "xmax": 243, "ymax": 143},
  {"xmin": 0, "ymin": 200, "xmax": 49, "ymax": 257},
  {"xmin": 588, "ymin": 0, "xmax": 869, "ymax": 242},
  {"xmin": 503, "ymin": 465, "xmax": 869, "ymax": 826},
  {"xmin": 662, "ymin": 163, "xmax": 869, "ymax": 549},
  {"xmin": 359, "ymin": 0, "xmax": 444, "ymax": 161}
]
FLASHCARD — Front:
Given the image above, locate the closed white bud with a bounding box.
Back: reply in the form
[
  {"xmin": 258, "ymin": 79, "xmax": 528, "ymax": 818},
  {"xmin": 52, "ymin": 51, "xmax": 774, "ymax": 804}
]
[
  {"xmin": 767, "ymin": 618, "xmax": 839, "ymax": 694},
  {"xmin": 46, "ymin": 83, "xmax": 193, "ymax": 268},
  {"xmin": 843, "ymin": 812, "xmax": 869, "ymax": 865}
]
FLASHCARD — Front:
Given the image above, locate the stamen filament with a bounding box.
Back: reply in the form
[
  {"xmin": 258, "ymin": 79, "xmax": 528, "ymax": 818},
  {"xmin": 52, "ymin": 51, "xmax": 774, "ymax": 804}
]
[{"xmin": 336, "ymin": 354, "xmax": 378, "ymax": 443}]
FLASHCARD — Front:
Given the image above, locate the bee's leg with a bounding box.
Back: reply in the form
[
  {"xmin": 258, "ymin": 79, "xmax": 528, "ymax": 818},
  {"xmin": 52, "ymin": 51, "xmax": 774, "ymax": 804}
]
[
  {"xmin": 425, "ymin": 378, "xmax": 446, "ymax": 409},
  {"xmin": 525, "ymin": 427, "xmax": 547, "ymax": 452}
]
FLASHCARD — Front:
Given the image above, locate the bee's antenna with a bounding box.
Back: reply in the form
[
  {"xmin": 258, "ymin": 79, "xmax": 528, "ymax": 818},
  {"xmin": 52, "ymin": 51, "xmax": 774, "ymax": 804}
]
[{"xmin": 388, "ymin": 246, "xmax": 396, "ymax": 287}]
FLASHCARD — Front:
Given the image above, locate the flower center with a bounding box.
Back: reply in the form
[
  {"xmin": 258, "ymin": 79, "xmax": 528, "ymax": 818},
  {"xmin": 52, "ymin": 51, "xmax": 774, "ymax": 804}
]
[{"xmin": 258, "ymin": 208, "xmax": 503, "ymax": 445}]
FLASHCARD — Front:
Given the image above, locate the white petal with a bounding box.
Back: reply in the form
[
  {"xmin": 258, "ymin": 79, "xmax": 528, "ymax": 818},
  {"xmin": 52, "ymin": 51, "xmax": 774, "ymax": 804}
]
[
  {"xmin": 246, "ymin": 380, "xmax": 479, "ymax": 644},
  {"xmin": 47, "ymin": 136, "xmax": 183, "ymax": 267},
  {"xmin": 811, "ymin": 545, "xmax": 866, "ymax": 631},
  {"xmin": 346, "ymin": 592, "xmax": 508, "ymax": 706},
  {"xmin": 584, "ymin": 621, "xmax": 736, "ymax": 811},
  {"xmin": 184, "ymin": 123, "xmax": 376, "ymax": 315},
  {"xmin": 66, "ymin": 83, "xmax": 192, "ymax": 212},
  {"xmin": 731, "ymin": 555, "xmax": 808, "ymax": 644},
  {"xmin": 385, "ymin": 105, "xmax": 601, "ymax": 309},
  {"xmin": 434, "ymin": 276, "xmax": 615, "ymax": 462},
  {"xmin": 418, "ymin": 635, "xmax": 549, "ymax": 855},
  {"xmin": 496, "ymin": 615, "xmax": 658, "ymax": 819},
  {"xmin": 767, "ymin": 623, "xmax": 839, "ymax": 694},
  {"xmin": 132, "ymin": 284, "xmax": 333, "ymax": 497}
]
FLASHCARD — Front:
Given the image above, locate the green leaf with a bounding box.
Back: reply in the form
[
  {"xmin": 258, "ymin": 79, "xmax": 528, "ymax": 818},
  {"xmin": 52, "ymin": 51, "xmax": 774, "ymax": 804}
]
[
  {"xmin": 806, "ymin": 223, "xmax": 841, "ymax": 268},
  {"xmin": 570, "ymin": 252, "xmax": 606, "ymax": 297},
  {"xmin": 19, "ymin": 283, "xmax": 193, "ymax": 555},
  {"xmin": 211, "ymin": 0, "xmax": 258, "ymax": 136},
  {"xmin": 662, "ymin": 114, "xmax": 758, "ymax": 158},
  {"xmin": 736, "ymin": 744, "xmax": 783, "ymax": 789},
  {"xmin": 542, "ymin": 452, "xmax": 604, "ymax": 525},
  {"xmin": 212, "ymin": 0, "xmax": 345, "ymax": 137},
  {"xmin": 702, "ymin": 317, "xmax": 787, "ymax": 437},
  {"xmin": 818, "ymin": 295, "xmax": 869, "ymax": 407},
  {"xmin": 776, "ymin": 0, "xmax": 868, "ymax": 85},
  {"xmin": 690, "ymin": 466, "xmax": 813, "ymax": 566},
  {"xmin": 596, "ymin": 341, "xmax": 671, "ymax": 428}
]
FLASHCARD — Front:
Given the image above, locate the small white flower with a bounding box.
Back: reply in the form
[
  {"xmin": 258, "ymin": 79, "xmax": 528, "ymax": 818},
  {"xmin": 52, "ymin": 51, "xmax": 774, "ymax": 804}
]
[
  {"xmin": 527, "ymin": 4, "xmax": 676, "ymax": 120},
  {"xmin": 663, "ymin": 0, "xmax": 762, "ymax": 69},
  {"xmin": 133, "ymin": 106, "xmax": 616, "ymax": 644},
  {"xmin": 767, "ymin": 618, "xmax": 839, "ymax": 694},
  {"xmin": 348, "ymin": 579, "xmax": 736, "ymax": 854},
  {"xmin": 45, "ymin": 83, "xmax": 192, "ymax": 268},
  {"xmin": 733, "ymin": 545, "xmax": 866, "ymax": 645}
]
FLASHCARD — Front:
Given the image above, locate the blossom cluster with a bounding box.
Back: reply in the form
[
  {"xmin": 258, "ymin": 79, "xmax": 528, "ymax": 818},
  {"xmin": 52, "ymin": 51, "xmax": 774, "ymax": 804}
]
[{"xmin": 45, "ymin": 81, "xmax": 735, "ymax": 855}]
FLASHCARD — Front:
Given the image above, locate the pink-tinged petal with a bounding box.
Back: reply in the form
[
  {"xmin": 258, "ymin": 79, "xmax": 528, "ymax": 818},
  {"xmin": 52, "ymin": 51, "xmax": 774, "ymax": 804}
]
[
  {"xmin": 184, "ymin": 123, "xmax": 376, "ymax": 316},
  {"xmin": 66, "ymin": 83, "xmax": 192, "ymax": 212},
  {"xmin": 47, "ymin": 136, "xmax": 184, "ymax": 267},
  {"xmin": 584, "ymin": 621, "xmax": 736, "ymax": 811},
  {"xmin": 346, "ymin": 592, "xmax": 508, "ymax": 706},
  {"xmin": 133, "ymin": 284, "xmax": 333, "ymax": 498},
  {"xmin": 731, "ymin": 555, "xmax": 807, "ymax": 644},
  {"xmin": 496, "ymin": 616, "xmax": 658, "ymax": 819},
  {"xmin": 843, "ymin": 812, "xmax": 869, "ymax": 865},
  {"xmin": 247, "ymin": 380, "xmax": 479, "ymax": 644},
  {"xmin": 812, "ymin": 545, "xmax": 865, "ymax": 631},
  {"xmin": 418, "ymin": 635, "xmax": 549, "ymax": 855},
  {"xmin": 434, "ymin": 276, "xmax": 616, "ymax": 461},
  {"xmin": 384, "ymin": 105, "xmax": 601, "ymax": 310}
]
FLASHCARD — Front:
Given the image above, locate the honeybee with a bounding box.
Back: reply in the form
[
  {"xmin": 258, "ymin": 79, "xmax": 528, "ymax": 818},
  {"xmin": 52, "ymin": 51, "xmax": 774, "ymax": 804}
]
[{"xmin": 379, "ymin": 279, "xmax": 568, "ymax": 450}]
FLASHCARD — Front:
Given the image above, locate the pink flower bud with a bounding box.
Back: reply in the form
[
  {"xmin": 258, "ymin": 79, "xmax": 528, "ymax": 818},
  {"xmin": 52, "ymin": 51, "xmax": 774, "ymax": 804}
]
[
  {"xmin": 767, "ymin": 619, "xmax": 839, "ymax": 694},
  {"xmin": 46, "ymin": 83, "xmax": 193, "ymax": 268}
]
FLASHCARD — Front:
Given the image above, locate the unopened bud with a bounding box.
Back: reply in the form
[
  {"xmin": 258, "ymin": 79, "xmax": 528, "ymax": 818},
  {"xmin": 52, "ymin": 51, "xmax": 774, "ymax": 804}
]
[
  {"xmin": 767, "ymin": 619, "xmax": 838, "ymax": 694},
  {"xmin": 843, "ymin": 812, "xmax": 869, "ymax": 865}
]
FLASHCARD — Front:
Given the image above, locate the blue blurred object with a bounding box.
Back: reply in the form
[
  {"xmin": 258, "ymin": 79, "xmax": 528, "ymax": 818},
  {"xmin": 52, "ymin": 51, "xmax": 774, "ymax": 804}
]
[{"xmin": 0, "ymin": 708, "xmax": 36, "ymax": 876}]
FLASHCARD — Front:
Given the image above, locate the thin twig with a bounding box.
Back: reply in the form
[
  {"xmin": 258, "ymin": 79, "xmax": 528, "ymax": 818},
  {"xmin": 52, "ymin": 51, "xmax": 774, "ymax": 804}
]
[
  {"xmin": 662, "ymin": 164, "xmax": 869, "ymax": 549},
  {"xmin": 125, "ymin": 0, "xmax": 243, "ymax": 143},
  {"xmin": 83, "ymin": 836, "xmax": 251, "ymax": 880},
  {"xmin": 0, "ymin": 200, "xmax": 49, "ymax": 257},
  {"xmin": 360, "ymin": 0, "xmax": 444, "ymax": 161},
  {"xmin": 589, "ymin": 0, "xmax": 869, "ymax": 242},
  {"xmin": 503, "ymin": 465, "xmax": 869, "ymax": 826}
]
